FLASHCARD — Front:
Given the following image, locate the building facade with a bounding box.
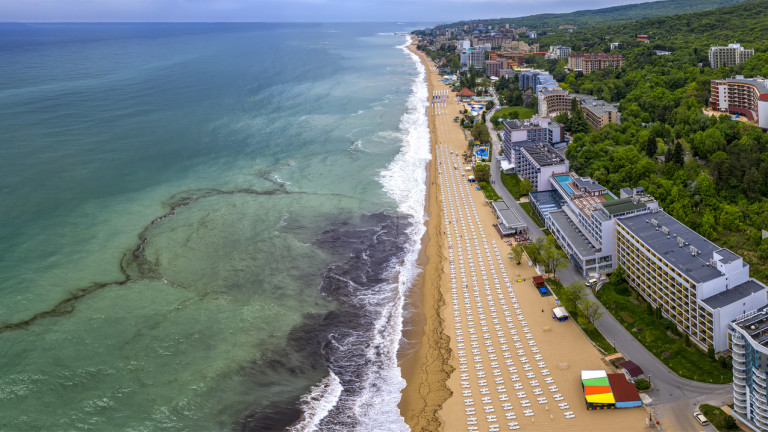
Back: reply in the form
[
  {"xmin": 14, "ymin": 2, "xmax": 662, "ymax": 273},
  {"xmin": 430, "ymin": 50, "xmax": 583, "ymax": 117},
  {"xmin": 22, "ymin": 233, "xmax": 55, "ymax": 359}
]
[
  {"xmin": 730, "ymin": 309, "xmax": 768, "ymax": 431},
  {"xmin": 501, "ymin": 116, "xmax": 565, "ymax": 168},
  {"xmin": 486, "ymin": 60, "xmax": 501, "ymax": 78},
  {"xmin": 546, "ymin": 174, "xmax": 654, "ymax": 277},
  {"xmin": 617, "ymin": 209, "xmax": 768, "ymax": 352},
  {"xmin": 539, "ymin": 88, "xmax": 571, "ymax": 117},
  {"xmin": 545, "ymin": 45, "xmax": 571, "ymax": 60},
  {"xmin": 567, "ymin": 53, "xmax": 625, "ymax": 74},
  {"xmin": 519, "ymin": 70, "xmax": 558, "ymax": 95},
  {"xmin": 580, "ymin": 98, "xmax": 621, "ymax": 130},
  {"xmin": 516, "ymin": 146, "xmax": 569, "ymax": 192},
  {"xmin": 460, "ymin": 49, "xmax": 486, "ymax": 69},
  {"xmin": 709, "ymin": 43, "xmax": 754, "ymax": 69},
  {"xmin": 709, "ymin": 75, "xmax": 768, "ymax": 130}
]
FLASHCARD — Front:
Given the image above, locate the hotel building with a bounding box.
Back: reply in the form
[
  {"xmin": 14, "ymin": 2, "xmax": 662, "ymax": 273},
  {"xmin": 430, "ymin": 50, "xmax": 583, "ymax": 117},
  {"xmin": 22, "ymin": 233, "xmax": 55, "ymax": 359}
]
[
  {"xmin": 538, "ymin": 88, "xmax": 571, "ymax": 117},
  {"xmin": 545, "ymin": 45, "xmax": 571, "ymax": 60},
  {"xmin": 567, "ymin": 53, "xmax": 625, "ymax": 74},
  {"xmin": 709, "ymin": 43, "xmax": 754, "ymax": 69},
  {"xmin": 617, "ymin": 206, "xmax": 768, "ymax": 352},
  {"xmin": 545, "ymin": 175, "xmax": 656, "ymax": 277},
  {"xmin": 501, "ymin": 116, "xmax": 565, "ymax": 173},
  {"xmin": 580, "ymin": 98, "xmax": 621, "ymax": 130},
  {"xmin": 516, "ymin": 146, "xmax": 569, "ymax": 192},
  {"xmin": 709, "ymin": 75, "xmax": 768, "ymax": 130},
  {"xmin": 730, "ymin": 308, "xmax": 768, "ymax": 431}
]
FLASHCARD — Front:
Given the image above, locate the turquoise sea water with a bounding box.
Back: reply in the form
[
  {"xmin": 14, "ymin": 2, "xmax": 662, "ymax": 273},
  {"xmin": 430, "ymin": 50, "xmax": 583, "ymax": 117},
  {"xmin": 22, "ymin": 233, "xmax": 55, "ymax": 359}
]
[{"xmin": 0, "ymin": 23, "xmax": 431, "ymax": 431}]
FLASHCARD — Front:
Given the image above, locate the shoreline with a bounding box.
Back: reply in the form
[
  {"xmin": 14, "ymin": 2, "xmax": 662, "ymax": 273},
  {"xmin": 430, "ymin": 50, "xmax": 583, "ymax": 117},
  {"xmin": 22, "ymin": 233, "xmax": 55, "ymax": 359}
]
[
  {"xmin": 398, "ymin": 40, "xmax": 453, "ymax": 432},
  {"xmin": 399, "ymin": 37, "xmax": 652, "ymax": 432}
]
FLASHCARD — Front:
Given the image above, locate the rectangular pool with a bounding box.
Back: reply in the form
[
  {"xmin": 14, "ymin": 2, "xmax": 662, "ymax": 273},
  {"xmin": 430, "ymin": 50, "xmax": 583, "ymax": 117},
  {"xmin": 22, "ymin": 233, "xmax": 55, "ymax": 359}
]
[{"xmin": 555, "ymin": 174, "xmax": 575, "ymax": 194}]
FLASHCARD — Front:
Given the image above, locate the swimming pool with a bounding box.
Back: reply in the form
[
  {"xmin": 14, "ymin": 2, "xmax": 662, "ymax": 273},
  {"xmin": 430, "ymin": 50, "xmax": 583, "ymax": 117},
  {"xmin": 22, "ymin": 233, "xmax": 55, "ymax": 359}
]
[
  {"xmin": 555, "ymin": 174, "xmax": 575, "ymax": 194},
  {"xmin": 475, "ymin": 147, "xmax": 489, "ymax": 159}
]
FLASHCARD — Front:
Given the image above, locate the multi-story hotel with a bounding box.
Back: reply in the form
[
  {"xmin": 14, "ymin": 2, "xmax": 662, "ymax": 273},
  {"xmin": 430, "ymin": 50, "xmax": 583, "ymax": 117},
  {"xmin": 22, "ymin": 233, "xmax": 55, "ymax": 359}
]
[
  {"xmin": 518, "ymin": 70, "xmax": 558, "ymax": 96},
  {"xmin": 567, "ymin": 53, "xmax": 624, "ymax": 74},
  {"xmin": 485, "ymin": 60, "xmax": 501, "ymax": 78},
  {"xmin": 544, "ymin": 175, "xmax": 657, "ymax": 277},
  {"xmin": 515, "ymin": 145, "xmax": 569, "ymax": 192},
  {"xmin": 616, "ymin": 205, "xmax": 767, "ymax": 352},
  {"xmin": 538, "ymin": 87, "xmax": 571, "ymax": 117},
  {"xmin": 730, "ymin": 309, "xmax": 768, "ymax": 431},
  {"xmin": 501, "ymin": 116, "xmax": 565, "ymax": 172},
  {"xmin": 709, "ymin": 75, "xmax": 768, "ymax": 130},
  {"xmin": 580, "ymin": 98, "xmax": 621, "ymax": 130},
  {"xmin": 709, "ymin": 43, "xmax": 754, "ymax": 69},
  {"xmin": 545, "ymin": 45, "xmax": 571, "ymax": 60}
]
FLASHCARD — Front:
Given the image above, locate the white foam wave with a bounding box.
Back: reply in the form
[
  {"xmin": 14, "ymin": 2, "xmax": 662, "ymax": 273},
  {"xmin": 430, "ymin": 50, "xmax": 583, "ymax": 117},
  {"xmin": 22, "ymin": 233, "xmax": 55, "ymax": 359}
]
[
  {"xmin": 292, "ymin": 34, "xmax": 429, "ymax": 432},
  {"xmin": 289, "ymin": 372, "xmax": 343, "ymax": 432},
  {"xmin": 352, "ymin": 33, "xmax": 429, "ymax": 432}
]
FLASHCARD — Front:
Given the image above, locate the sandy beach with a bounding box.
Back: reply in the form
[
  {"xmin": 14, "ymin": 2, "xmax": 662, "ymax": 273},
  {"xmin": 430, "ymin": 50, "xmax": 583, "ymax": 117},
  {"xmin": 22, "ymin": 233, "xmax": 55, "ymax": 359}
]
[{"xmin": 400, "ymin": 41, "xmax": 652, "ymax": 432}]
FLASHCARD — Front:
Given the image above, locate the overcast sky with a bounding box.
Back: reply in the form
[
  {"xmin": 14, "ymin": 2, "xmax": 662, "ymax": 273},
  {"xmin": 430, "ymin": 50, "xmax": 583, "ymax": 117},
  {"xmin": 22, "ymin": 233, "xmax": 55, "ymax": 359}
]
[{"xmin": 2, "ymin": 0, "xmax": 656, "ymax": 22}]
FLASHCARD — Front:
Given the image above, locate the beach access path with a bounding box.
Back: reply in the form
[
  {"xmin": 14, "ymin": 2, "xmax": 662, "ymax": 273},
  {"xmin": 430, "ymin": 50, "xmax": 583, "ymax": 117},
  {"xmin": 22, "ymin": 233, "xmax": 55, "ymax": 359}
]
[{"xmin": 409, "ymin": 45, "xmax": 651, "ymax": 432}]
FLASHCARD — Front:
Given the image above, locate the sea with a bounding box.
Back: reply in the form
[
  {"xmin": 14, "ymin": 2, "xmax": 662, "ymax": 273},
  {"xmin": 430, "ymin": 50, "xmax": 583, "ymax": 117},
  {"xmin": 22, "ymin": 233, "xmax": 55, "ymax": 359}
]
[{"xmin": 0, "ymin": 22, "xmax": 434, "ymax": 431}]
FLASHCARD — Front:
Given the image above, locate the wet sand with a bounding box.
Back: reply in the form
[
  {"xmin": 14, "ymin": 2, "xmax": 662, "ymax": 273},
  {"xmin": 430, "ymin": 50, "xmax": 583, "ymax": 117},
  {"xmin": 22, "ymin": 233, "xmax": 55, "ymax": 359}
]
[{"xmin": 400, "ymin": 40, "xmax": 652, "ymax": 432}]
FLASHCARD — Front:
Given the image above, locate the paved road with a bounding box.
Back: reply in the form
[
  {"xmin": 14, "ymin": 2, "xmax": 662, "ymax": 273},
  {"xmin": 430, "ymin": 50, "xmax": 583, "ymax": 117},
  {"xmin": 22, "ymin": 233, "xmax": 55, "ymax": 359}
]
[
  {"xmin": 484, "ymin": 87, "xmax": 733, "ymax": 425},
  {"xmin": 484, "ymin": 91, "xmax": 544, "ymax": 241}
]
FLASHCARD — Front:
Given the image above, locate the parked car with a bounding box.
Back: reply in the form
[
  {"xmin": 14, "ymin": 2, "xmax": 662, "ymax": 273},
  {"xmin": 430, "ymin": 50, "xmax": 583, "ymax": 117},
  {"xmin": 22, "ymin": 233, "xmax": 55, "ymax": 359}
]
[{"xmin": 693, "ymin": 411, "xmax": 709, "ymax": 426}]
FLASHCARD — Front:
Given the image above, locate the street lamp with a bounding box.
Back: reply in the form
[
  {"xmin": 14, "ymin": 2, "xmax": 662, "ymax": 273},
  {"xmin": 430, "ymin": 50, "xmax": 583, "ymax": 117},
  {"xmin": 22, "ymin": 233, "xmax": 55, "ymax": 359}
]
[
  {"xmin": 613, "ymin": 339, "xmax": 616, "ymax": 349},
  {"xmin": 647, "ymin": 373, "xmax": 651, "ymax": 386}
]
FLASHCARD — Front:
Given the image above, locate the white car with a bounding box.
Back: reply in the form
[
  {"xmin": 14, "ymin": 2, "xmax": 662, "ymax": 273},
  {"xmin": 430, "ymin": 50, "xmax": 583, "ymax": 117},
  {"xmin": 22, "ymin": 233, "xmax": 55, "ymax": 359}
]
[{"xmin": 693, "ymin": 411, "xmax": 710, "ymax": 426}]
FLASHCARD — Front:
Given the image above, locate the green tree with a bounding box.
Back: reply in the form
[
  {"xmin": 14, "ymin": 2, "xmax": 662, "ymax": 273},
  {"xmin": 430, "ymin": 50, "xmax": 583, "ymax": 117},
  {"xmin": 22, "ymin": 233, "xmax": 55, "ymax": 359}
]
[
  {"xmin": 561, "ymin": 281, "xmax": 588, "ymax": 311},
  {"xmin": 519, "ymin": 178, "xmax": 533, "ymax": 196},
  {"xmin": 473, "ymin": 164, "xmax": 491, "ymax": 183},
  {"xmin": 577, "ymin": 298, "xmax": 603, "ymax": 331},
  {"xmin": 645, "ymin": 135, "xmax": 658, "ymax": 158},
  {"xmin": 542, "ymin": 237, "xmax": 568, "ymax": 277},
  {"xmin": 569, "ymin": 97, "xmax": 591, "ymax": 134},
  {"xmin": 509, "ymin": 243, "xmax": 525, "ymax": 265}
]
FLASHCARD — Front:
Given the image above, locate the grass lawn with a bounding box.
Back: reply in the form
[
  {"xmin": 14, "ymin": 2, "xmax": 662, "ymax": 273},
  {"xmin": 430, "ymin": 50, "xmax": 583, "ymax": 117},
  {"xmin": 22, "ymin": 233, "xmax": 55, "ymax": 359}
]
[
  {"xmin": 491, "ymin": 106, "xmax": 536, "ymax": 127},
  {"xmin": 596, "ymin": 281, "xmax": 732, "ymax": 384},
  {"xmin": 699, "ymin": 404, "xmax": 739, "ymax": 431},
  {"xmin": 478, "ymin": 182, "xmax": 500, "ymax": 201},
  {"xmin": 519, "ymin": 202, "xmax": 545, "ymax": 229},
  {"xmin": 546, "ymin": 278, "xmax": 617, "ymax": 355},
  {"xmin": 499, "ymin": 172, "xmax": 523, "ymax": 200}
]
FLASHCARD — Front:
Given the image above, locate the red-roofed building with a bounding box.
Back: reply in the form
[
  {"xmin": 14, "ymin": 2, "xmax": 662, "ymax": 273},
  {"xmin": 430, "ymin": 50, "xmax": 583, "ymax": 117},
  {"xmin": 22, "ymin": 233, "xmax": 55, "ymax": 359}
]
[
  {"xmin": 457, "ymin": 88, "xmax": 476, "ymax": 97},
  {"xmin": 607, "ymin": 373, "xmax": 642, "ymax": 408},
  {"xmin": 619, "ymin": 360, "xmax": 645, "ymax": 381},
  {"xmin": 532, "ymin": 275, "xmax": 546, "ymax": 287}
]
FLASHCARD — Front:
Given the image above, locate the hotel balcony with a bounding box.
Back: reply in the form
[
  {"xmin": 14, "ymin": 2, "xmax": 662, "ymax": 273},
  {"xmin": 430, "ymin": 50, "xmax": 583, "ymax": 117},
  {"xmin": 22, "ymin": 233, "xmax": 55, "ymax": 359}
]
[
  {"xmin": 733, "ymin": 344, "xmax": 746, "ymax": 356},
  {"xmin": 755, "ymin": 415, "xmax": 768, "ymax": 431},
  {"xmin": 734, "ymin": 374, "xmax": 747, "ymax": 387},
  {"xmin": 733, "ymin": 401, "xmax": 747, "ymax": 416}
]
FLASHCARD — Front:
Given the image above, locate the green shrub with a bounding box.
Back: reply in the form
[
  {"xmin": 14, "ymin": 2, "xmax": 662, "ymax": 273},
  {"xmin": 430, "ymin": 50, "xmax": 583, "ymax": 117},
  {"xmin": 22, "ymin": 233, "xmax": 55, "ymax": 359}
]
[{"xmin": 634, "ymin": 378, "xmax": 650, "ymax": 390}]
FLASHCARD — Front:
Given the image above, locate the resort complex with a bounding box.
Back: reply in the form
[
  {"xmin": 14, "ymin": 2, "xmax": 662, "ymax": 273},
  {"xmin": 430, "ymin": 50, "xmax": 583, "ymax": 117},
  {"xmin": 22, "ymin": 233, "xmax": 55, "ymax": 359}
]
[{"xmin": 411, "ymin": 5, "xmax": 768, "ymax": 428}]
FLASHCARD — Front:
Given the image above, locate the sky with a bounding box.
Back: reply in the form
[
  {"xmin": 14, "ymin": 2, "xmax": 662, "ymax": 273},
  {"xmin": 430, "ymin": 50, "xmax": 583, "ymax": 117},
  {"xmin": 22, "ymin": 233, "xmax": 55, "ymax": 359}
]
[{"xmin": 1, "ymin": 0, "xmax": 656, "ymax": 22}]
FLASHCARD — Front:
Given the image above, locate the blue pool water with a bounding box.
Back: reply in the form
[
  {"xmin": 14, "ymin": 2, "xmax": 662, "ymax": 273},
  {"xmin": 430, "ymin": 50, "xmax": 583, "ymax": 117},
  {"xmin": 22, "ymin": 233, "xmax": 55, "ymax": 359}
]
[
  {"xmin": 555, "ymin": 174, "xmax": 575, "ymax": 194},
  {"xmin": 475, "ymin": 147, "xmax": 489, "ymax": 159}
]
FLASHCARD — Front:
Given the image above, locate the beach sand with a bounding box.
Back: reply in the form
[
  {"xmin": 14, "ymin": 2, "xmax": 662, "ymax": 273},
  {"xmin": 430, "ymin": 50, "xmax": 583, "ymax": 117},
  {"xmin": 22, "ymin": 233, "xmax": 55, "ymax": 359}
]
[{"xmin": 400, "ymin": 41, "xmax": 653, "ymax": 432}]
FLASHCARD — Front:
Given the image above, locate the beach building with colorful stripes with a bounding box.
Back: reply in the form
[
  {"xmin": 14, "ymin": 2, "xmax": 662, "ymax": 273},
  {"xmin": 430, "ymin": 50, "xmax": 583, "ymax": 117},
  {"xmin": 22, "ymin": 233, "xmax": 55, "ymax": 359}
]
[{"xmin": 581, "ymin": 370, "xmax": 642, "ymax": 410}]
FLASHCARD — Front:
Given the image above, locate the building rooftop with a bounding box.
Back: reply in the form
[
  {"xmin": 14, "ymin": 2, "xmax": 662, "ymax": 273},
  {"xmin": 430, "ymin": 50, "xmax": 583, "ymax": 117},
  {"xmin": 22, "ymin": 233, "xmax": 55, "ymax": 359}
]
[
  {"xmin": 702, "ymin": 279, "xmax": 767, "ymax": 310},
  {"xmin": 521, "ymin": 145, "xmax": 566, "ymax": 167},
  {"xmin": 491, "ymin": 201, "xmax": 526, "ymax": 234},
  {"xmin": 549, "ymin": 209, "xmax": 598, "ymax": 257},
  {"xmin": 582, "ymin": 100, "xmax": 618, "ymax": 116},
  {"xmin": 601, "ymin": 198, "xmax": 646, "ymax": 216},
  {"xmin": 573, "ymin": 176, "xmax": 607, "ymax": 193},
  {"xmin": 732, "ymin": 306, "xmax": 768, "ymax": 347},
  {"xmin": 618, "ymin": 210, "xmax": 736, "ymax": 284},
  {"xmin": 718, "ymin": 76, "xmax": 768, "ymax": 95},
  {"xmin": 618, "ymin": 360, "xmax": 644, "ymax": 378}
]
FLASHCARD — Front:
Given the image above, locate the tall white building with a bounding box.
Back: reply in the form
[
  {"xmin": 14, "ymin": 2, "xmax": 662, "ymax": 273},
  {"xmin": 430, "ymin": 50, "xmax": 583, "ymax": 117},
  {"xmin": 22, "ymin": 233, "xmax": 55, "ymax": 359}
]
[
  {"xmin": 545, "ymin": 45, "xmax": 571, "ymax": 60},
  {"xmin": 709, "ymin": 43, "xmax": 755, "ymax": 69},
  {"xmin": 730, "ymin": 309, "xmax": 768, "ymax": 431}
]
